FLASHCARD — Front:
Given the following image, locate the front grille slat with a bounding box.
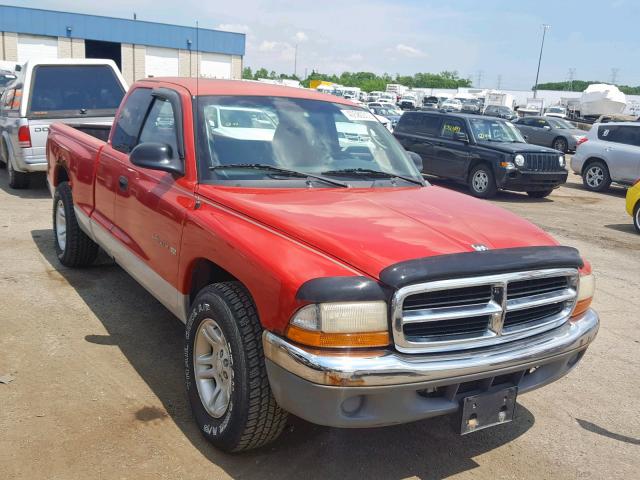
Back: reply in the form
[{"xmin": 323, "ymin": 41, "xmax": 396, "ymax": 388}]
[
  {"xmin": 396, "ymin": 269, "xmax": 578, "ymax": 353},
  {"xmin": 524, "ymin": 153, "xmax": 562, "ymax": 172}
]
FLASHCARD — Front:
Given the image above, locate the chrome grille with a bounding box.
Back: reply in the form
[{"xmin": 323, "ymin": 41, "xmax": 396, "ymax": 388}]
[
  {"xmin": 524, "ymin": 153, "xmax": 562, "ymax": 172},
  {"xmin": 392, "ymin": 268, "xmax": 579, "ymax": 353}
]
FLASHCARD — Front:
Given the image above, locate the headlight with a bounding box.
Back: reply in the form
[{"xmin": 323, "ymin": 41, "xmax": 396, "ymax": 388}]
[
  {"xmin": 287, "ymin": 301, "xmax": 389, "ymax": 348},
  {"xmin": 559, "ymin": 155, "xmax": 565, "ymax": 167},
  {"xmin": 514, "ymin": 154, "xmax": 525, "ymax": 167},
  {"xmin": 571, "ymin": 271, "xmax": 595, "ymax": 319}
]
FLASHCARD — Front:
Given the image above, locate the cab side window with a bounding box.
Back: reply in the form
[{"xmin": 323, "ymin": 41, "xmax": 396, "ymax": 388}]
[
  {"xmin": 139, "ymin": 98, "xmax": 179, "ymax": 160},
  {"xmin": 440, "ymin": 118, "xmax": 465, "ymax": 139},
  {"xmin": 111, "ymin": 88, "xmax": 153, "ymax": 153}
]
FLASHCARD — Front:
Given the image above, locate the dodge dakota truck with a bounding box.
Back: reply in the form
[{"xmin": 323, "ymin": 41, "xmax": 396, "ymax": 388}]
[{"xmin": 47, "ymin": 78, "xmax": 599, "ymax": 452}]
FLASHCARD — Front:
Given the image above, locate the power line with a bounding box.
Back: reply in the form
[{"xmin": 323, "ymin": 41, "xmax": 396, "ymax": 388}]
[
  {"xmin": 496, "ymin": 74, "xmax": 502, "ymax": 90},
  {"xmin": 610, "ymin": 68, "xmax": 619, "ymax": 84},
  {"xmin": 567, "ymin": 68, "xmax": 576, "ymax": 90},
  {"xmin": 476, "ymin": 70, "xmax": 483, "ymax": 88}
]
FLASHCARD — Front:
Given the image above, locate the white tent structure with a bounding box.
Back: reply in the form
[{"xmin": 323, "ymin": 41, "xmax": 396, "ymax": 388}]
[{"xmin": 580, "ymin": 84, "xmax": 626, "ymax": 116}]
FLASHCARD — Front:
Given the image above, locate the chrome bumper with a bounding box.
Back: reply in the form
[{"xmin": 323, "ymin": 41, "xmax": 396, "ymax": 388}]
[{"xmin": 263, "ymin": 309, "xmax": 599, "ymax": 388}]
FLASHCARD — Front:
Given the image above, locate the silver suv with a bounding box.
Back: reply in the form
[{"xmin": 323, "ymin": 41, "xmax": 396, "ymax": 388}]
[
  {"xmin": 571, "ymin": 122, "xmax": 640, "ymax": 192},
  {"xmin": 0, "ymin": 59, "xmax": 126, "ymax": 189}
]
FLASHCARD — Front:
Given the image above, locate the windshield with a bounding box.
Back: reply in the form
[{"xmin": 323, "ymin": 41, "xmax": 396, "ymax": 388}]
[
  {"xmin": 469, "ymin": 118, "xmax": 526, "ymax": 143},
  {"xmin": 547, "ymin": 107, "xmax": 565, "ymax": 113},
  {"xmin": 371, "ymin": 107, "xmax": 399, "ymax": 117},
  {"xmin": 546, "ymin": 117, "xmax": 574, "ymax": 129},
  {"xmin": 197, "ymin": 96, "xmax": 423, "ymax": 187}
]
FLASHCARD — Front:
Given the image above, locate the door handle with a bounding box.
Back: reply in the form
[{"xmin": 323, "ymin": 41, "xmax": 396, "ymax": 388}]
[{"xmin": 118, "ymin": 175, "xmax": 129, "ymax": 191}]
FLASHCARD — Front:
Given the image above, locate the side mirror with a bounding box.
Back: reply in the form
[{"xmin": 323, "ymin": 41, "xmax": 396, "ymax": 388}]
[
  {"xmin": 523, "ymin": 135, "xmax": 529, "ymax": 141},
  {"xmin": 455, "ymin": 131, "xmax": 469, "ymax": 143},
  {"xmin": 130, "ymin": 142, "xmax": 184, "ymax": 176},
  {"xmin": 407, "ymin": 151, "xmax": 423, "ymax": 171}
]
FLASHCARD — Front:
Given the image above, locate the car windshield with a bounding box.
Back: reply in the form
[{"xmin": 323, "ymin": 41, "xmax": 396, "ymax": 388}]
[
  {"xmin": 469, "ymin": 118, "xmax": 525, "ymax": 143},
  {"xmin": 546, "ymin": 118, "xmax": 574, "ymax": 129},
  {"xmin": 197, "ymin": 96, "xmax": 423, "ymax": 187},
  {"xmin": 547, "ymin": 107, "xmax": 565, "ymax": 113},
  {"xmin": 371, "ymin": 107, "xmax": 398, "ymax": 116}
]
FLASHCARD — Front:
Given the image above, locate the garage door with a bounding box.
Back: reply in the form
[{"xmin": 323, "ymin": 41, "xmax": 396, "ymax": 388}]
[
  {"xmin": 17, "ymin": 35, "xmax": 58, "ymax": 63},
  {"xmin": 200, "ymin": 53, "xmax": 232, "ymax": 79},
  {"xmin": 145, "ymin": 47, "xmax": 179, "ymax": 77}
]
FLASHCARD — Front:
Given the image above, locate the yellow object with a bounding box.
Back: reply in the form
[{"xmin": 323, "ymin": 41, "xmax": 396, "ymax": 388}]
[
  {"xmin": 286, "ymin": 324, "xmax": 390, "ymax": 349},
  {"xmin": 625, "ymin": 179, "xmax": 640, "ymax": 219},
  {"xmin": 309, "ymin": 80, "xmax": 334, "ymax": 90}
]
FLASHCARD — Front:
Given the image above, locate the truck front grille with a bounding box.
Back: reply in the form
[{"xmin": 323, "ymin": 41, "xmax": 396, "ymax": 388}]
[
  {"xmin": 392, "ymin": 268, "xmax": 579, "ymax": 353},
  {"xmin": 524, "ymin": 153, "xmax": 562, "ymax": 172}
]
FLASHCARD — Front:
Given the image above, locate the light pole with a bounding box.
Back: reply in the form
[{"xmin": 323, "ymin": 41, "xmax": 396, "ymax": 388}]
[
  {"xmin": 294, "ymin": 43, "xmax": 298, "ymax": 78},
  {"xmin": 533, "ymin": 24, "xmax": 551, "ymax": 98}
]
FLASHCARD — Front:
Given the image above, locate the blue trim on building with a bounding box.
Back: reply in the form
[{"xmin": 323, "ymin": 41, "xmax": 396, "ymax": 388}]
[{"xmin": 0, "ymin": 5, "xmax": 245, "ymax": 56}]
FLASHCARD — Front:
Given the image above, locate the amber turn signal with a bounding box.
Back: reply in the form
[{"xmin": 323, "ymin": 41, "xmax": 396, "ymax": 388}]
[
  {"xmin": 286, "ymin": 325, "xmax": 390, "ymax": 349},
  {"xmin": 571, "ymin": 272, "xmax": 595, "ymax": 319}
]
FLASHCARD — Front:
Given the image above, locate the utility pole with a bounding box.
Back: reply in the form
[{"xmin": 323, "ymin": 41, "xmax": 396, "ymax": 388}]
[
  {"xmin": 610, "ymin": 68, "xmax": 619, "ymax": 84},
  {"xmin": 496, "ymin": 74, "xmax": 502, "ymax": 90},
  {"xmin": 476, "ymin": 70, "xmax": 483, "ymax": 88},
  {"xmin": 293, "ymin": 44, "xmax": 298, "ymax": 77},
  {"xmin": 567, "ymin": 68, "xmax": 576, "ymax": 91},
  {"xmin": 533, "ymin": 24, "xmax": 551, "ymax": 98}
]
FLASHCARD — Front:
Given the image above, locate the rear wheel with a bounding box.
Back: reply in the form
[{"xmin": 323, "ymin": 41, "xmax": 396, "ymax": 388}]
[
  {"xmin": 552, "ymin": 137, "xmax": 568, "ymax": 153},
  {"xmin": 526, "ymin": 189, "xmax": 554, "ymax": 198},
  {"xmin": 634, "ymin": 203, "xmax": 640, "ymax": 233},
  {"xmin": 468, "ymin": 164, "xmax": 497, "ymax": 198},
  {"xmin": 7, "ymin": 155, "xmax": 30, "ymax": 189},
  {"xmin": 185, "ymin": 282, "xmax": 288, "ymax": 452},
  {"xmin": 53, "ymin": 182, "xmax": 99, "ymax": 267},
  {"xmin": 583, "ymin": 160, "xmax": 611, "ymax": 192}
]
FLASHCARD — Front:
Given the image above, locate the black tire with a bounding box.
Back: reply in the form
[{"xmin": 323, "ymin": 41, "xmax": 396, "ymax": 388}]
[
  {"xmin": 468, "ymin": 163, "xmax": 498, "ymax": 198},
  {"xmin": 0, "ymin": 142, "xmax": 8, "ymax": 168},
  {"xmin": 527, "ymin": 189, "xmax": 553, "ymax": 198},
  {"xmin": 552, "ymin": 137, "xmax": 568, "ymax": 153},
  {"xmin": 53, "ymin": 182, "xmax": 99, "ymax": 267},
  {"xmin": 7, "ymin": 155, "xmax": 30, "ymax": 189},
  {"xmin": 634, "ymin": 202, "xmax": 640, "ymax": 234},
  {"xmin": 185, "ymin": 282, "xmax": 288, "ymax": 452},
  {"xmin": 582, "ymin": 160, "xmax": 611, "ymax": 192}
]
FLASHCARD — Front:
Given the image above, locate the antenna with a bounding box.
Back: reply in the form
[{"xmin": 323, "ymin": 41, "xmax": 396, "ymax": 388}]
[{"xmin": 196, "ymin": 20, "xmax": 200, "ymax": 95}]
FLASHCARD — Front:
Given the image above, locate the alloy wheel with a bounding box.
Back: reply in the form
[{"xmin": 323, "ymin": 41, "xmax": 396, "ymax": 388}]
[
  {"xmin": 193, "ymin": 318, "xmax": 233, "ymax": 418},
  {"xmin": 585, "ymin": 166, "xmax": 604, "ymax": 188},
  {"xmin": 473, "ymin": 170, "xmax": 489, "ymax": 192}
]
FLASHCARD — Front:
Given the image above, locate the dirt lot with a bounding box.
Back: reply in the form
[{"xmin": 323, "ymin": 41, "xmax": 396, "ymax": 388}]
[{"xmin": 0, "ymin": 167, "xmax": 638, "ymax": 480}]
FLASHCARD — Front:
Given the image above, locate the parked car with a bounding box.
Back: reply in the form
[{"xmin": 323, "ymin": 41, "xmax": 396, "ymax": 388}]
[
  {"xmin": 46, "ymin": 78, "xmax": 598, "ymax": 451},
  {"xmin": 483, "ymin": 105, "xmax": 517, "ymax": 120},
  {"xmin": 0, "ymin": 58, "xmax": 127, "ymax": 189},
  {"xmin": 422, "ymin": 96, "xmax": 439, "ymax": 109},
  {"xmin": 513, "ymin": 116, "xmax": 586, "ymax": 153},
  {"xmin": 394, "ymin": 111, "xmax": 568, "ymax": 198},
  {"xmin": 570, "ymin": 122, "xmax": 640, "ymax": 192},
  {"xmin": 625, "ymin": 179, "xmax": 640, "ymax": 232},
  {"xmin": 440, "ymin": 99, "xmax": 462, "ymax": 112},
  {"xmin": 369, "ymin": 105, "xmax": 402, "ymax": 128},
  {"xmin": 0, "ymin": 69, "xmax": 17, "ymax": 95},
  {"xmin": 460, "ymin": 98, "xmax": 481, "ymax": 114},
  {"xmin": 544, "ymin": 106, "xmax": 568, "ymax": 119}
]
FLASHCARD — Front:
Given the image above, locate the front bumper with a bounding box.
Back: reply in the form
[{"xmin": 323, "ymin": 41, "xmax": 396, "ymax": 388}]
[
  {"xmin": 263, "ymin": 309, "xmax": 598, "ymax": 428},
  {"xmin": 497, "ymin": 169, "xmax": 568, "ymax": 192}
]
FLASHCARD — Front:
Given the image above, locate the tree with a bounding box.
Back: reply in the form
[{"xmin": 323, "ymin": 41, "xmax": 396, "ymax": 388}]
[{"xmin": 242, "ymin": 67, "xmax": 253, "ymax": 80}]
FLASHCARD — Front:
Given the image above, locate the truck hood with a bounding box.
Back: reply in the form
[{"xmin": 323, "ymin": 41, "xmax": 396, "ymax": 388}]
[{"xmin": 197, "ymin": 185, "xmax": 557, "ymax": 280}]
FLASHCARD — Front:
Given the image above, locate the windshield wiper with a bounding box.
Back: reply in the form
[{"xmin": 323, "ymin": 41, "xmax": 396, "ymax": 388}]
[
  {"xmin": 322, "ymin": 168, "xmax": 425, "ymax": 186},
  {"xmin": 211, "ymin": 163, "xmax": 349, "ymax": 188}
]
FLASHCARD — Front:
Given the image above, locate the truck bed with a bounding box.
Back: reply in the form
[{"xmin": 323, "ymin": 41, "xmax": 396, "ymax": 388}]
[{"xmin": 70, "ymin": 124, "xmax": 111, "ymax": 142}]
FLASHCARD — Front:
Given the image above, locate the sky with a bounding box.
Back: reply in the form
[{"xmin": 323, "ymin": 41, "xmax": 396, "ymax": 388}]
[{"xmin": 5, "ymin": 0, "xmax": 640, "ymax": 90}]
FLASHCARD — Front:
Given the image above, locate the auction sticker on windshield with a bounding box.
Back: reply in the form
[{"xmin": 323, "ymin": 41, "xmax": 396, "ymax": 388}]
[{"xmin": 341, "ymin": 109, "xmax": 378, "ymax": 122}]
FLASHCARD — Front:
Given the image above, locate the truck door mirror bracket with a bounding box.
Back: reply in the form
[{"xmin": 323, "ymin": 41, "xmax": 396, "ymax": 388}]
[{"xmin": 130, "ymin": 142, "xmax": 184, "ymax": 176}]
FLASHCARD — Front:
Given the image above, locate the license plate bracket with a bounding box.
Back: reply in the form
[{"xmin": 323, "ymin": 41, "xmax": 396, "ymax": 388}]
[{"xmin": 460, "ymin": 386, "xmax": 518, "ymax": 435}]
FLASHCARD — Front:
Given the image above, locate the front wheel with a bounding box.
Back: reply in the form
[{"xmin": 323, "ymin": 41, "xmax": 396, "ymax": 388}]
[
  {"xmin": 185, "ymin": 282, "xmax": 288, "ymax": 452},
  {"xmin": 634, "ymin": 203, "xmax": 640, "ymax": 234},
  {"xmin": 468, "ymin": 164, "xmax": 497, "ymax": 198},
  {"xmin": 526, "ymin": 189, "xmax": 553, "ymax": 198}
]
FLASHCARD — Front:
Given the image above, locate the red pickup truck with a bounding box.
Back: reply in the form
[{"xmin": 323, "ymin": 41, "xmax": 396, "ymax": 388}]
[{"xmin": 47, "ymin": 78, "xmax": 599, "ymax": 452}]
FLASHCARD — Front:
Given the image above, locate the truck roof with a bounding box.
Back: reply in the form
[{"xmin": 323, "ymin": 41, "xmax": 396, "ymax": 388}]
[{"xmin": 140, "ymin": 77, "xmax": 356, "ymax": 105}]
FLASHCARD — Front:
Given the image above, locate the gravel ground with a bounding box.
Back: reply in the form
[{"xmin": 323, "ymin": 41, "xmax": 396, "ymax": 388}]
[{"xmin": 0, "ymin": 167, "xmax": 638, "ymax": 480}]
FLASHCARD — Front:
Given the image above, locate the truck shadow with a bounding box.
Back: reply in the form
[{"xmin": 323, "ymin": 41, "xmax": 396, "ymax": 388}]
[
  {"xmin": 31, "ymin": 228, "xmax": 535, "ymax": 480},
  {"xmin": 426, "ymin": 177, "xmax": 554, "ymax": 203},
  {"xmin": 0, "ymin": 170, "xmax": 50, "ymax": 199}
]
